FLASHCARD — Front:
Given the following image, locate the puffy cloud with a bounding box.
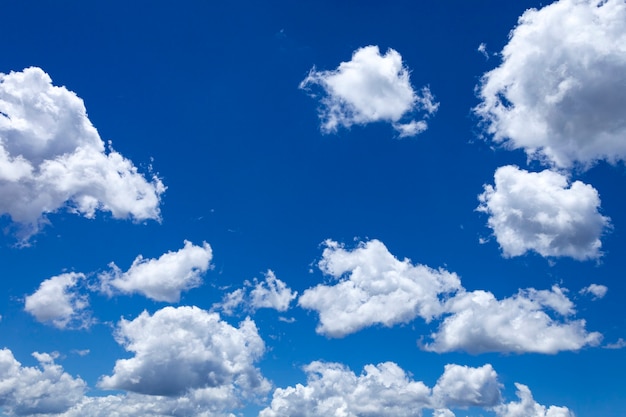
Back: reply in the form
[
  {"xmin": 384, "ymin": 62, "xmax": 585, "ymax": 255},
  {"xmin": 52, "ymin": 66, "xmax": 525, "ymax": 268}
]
[
  {"xmin": 474, "ymin": 0, "xmax": 626, "ymax": 169},
  {"xmin": 579, "ymin": 283, "xmax": 607, "ymax": 299},
  {"xmin": 99, "ymin": 306, "xmax": 269, "ymax": 398},
  {"xmin": 298, "ymin": 239, "xmax": 461, "ymax": 337},
  {"xmin": 424, "ymin": 286, "xmax": 602, "ymax": 354},
  {"xmin": 259, "ymin": 361, "xmax": 432, "ymax": 417},
  {"xmin": 99, "ymin": 241, "xmax": 212, "ymax": 302},
  {"xmin": 0, "ymin": 349, "xmax": 86, "ymax": 416},
  {"xmin": 495, "ymin": 383, "xmax": 575, "ymax": 417},
  {"xmin": 477, "ymin": 165, "xmax": 610, "ymax": 260},
  {"xmin": 24, "ymin": 272, "xmax": 91, "ymax": 329},
  {"xmin": 216, "ymin": 270, "xmax": 297, "ymax": 315},
  {"xmin": 432, "ymin": 364, "xmax": 501, "ymax": 408},
  {"xmin": 300, "ymin": 46, "xmax": 438, "ymax": 137},
  {"xmin": 0, "ymin": 67, "xmax": 165, "ymax": 242}
]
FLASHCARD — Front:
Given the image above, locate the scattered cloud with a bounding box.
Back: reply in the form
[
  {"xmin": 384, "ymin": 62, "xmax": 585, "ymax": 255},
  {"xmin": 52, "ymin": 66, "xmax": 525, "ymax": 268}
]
[
  {"xmin": 579, "ymin": 283, "xmax": 608, "ymax": 300},
  {"xmin": 24, "ymin": 272, "xmax": 92, "ymax": 329},
  {"xmin": 474, "ymin": 0, "xmax": 626, "ymax": 169},
  {"xmin": 298, "ymin": 239, "xmax": 461, "ymax": 337},
  {"xmin": 98, "ymin": 306, "xmax": 269, "ymax": 398},
  {"xmin": 99, "ymin": 241, "xmax": 212, "ymax": 302},
  {"xmin": 432, "ymin": 364, "xmax": 502, "ymax": 408},
  {"xmin": 603, "ymin": 338, "xmax": 626, "ymax": 350},
  {"xmin": 300, "ymin": 46, "xmax": 438, "ymax": 137},
  {"xmin": 217, "ymin": 270, "xmax": 297, "ymax": 315},
  {"xmin": 0, "ymin": 67, "xmax": 165, "ymax": 243},
  {"xmin": 495, "ymin": 383, "xmax": 575, "ymax": 417},
  {"xmin": 424, "ymin": 286, "xmax": 602, "ymax": 354},
  {"xmin": 477, "ymin": 165, "xmax": 610, "ymax": 260},
  {"xmin": 477, "ymin": 43, "xmax": 489, "ymax": 59},
  {"xmin": 0, "ymin": 348, "xmax": 86, "ymax": 416}
]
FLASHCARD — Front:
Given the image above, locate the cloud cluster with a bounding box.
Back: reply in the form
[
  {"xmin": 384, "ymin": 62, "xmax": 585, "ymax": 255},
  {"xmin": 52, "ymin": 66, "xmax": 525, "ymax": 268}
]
[
  {"xmin": 260, "ymin": 361, "xmax": 569, "ymax": 417},
  {"xmin": 477, "ymin": 165, "xmax": 610, "ymax": 260},
  {"xmin": 99, "ymin": 306, "xmax": 269, "ymax": 398},
  {"xmin": 299, "ymin": 239, "xmax": 461, "ymax": 337},
  {"xmin": 217, "ymin": 270, "xmax": 298, "ymax": 315},
  {"xmin": 300, "ymin": 239, "xmax": 601, "ymax": 353},
  {"xmin": 24, "ymin": 272, "xmax": 91, "ymax": 329},
  {"xmin": 300, "ymin": 46, "xmax": 438, "ymax": 137},
  {"xmin": 0, "ymin": 67, "xmax": 165, "ymax": 242},
  {"xmin": 99, "ymin": 240, "xmax": 213, "ymax": 302},
  {"xmin": 0, "ymin": 349, "xmax": 86, "ymax": 416},
  {"xmin": 475, "ymin": 0, "xmax": 626, "ymax": 169}
]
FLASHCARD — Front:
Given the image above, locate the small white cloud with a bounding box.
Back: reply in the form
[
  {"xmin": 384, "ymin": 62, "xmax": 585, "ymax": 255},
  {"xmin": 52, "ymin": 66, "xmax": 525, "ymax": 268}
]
[
  {"xmin": 0, "ymin": 67, "xmax": 165, "ymax": 243},
  {"xmin": 477, "ymin": 43, "xmax": 489, "ymax": 59},
  {"xmin": 474, "ymin": 0, "xmax": 626, "ymax": 169},
  {"xmin": 300, "ymin": 45, "xmax": 438, "ymax": 137},
  {"xmin": 579, "ymin": 283, "xmax": 608, "ymax": 300},
  {"xmin": 99, "ymin": 306, "xmax": 269, "ymax": 398},
  {"xmin": 24, "ymin": 272, "xmax": 92, "ymax": 329},
  {"xmin": 0, "ymin": 348, "xmax": 86, "ymax": 416},
  {"xmin": 424, "ymin": 286, "xmax": 601, "ymax": 354},
  {"xmin": 495, "ymin": 383, "xmax": 575, "ymax": 417},
  {"xmin": 432, "ymin": 364, "xmax": 502, "ymax": 408},
  {"xmin": 99, "ymin": 240, "xmax": 212, "ymax": 302},
  {"xmin": 298, "ymin": 239, "xmax": 461, "ymax": 337},
  {"xmin": 604, "ymin": 338, "xmax": 626, "ymax": 350},
  {"xmin": 478, "ymin": 165, "xmax": 610, "ymax": 260}
]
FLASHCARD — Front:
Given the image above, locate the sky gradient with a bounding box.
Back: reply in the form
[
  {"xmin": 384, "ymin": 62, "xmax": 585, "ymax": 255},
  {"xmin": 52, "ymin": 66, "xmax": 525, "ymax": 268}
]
[{"xmin": 1, "ymin": 1, "xmax": 625, "ymax": 416}]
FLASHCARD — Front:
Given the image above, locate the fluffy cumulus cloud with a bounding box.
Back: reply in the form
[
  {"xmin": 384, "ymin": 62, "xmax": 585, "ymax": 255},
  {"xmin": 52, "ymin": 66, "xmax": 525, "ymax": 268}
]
[
  {"xmin": 579, "ymin": 283, "xmax": 608, "ymax": 300},
  {"xmin": 298, "ymin": 239, "xmax": 461, "ymax": 337},
  {"xmin": 99, "ymin": 306, "xmax": 269, "ymax": 399},
  {"xmin": 259, "ymin": 361, "xmax": 432, "ymax": 417},
  {"xmin": 432, "ymin": 364, "xmax": 501, "ymax": 408},
  {"xmin": 0, "ymin": 349, "xmax": 86, "ymax": 416},
  {"xmin": 99, "ymin": 241, "xmax": 212, "ymax": 302},
  {"xmin": 23, "ymin": 272, "xmax": 91, "ymax": 329},
  {"xmin": 474, "ymin": 0, "xmax": 626, "ymax": 168},
  {"xmin": 217, "ymin": 270, "xmax": 297, "ymax": 315},
  {"xmin": 300, "ymin": 45, "xmax": 438, "ymax": 137},
  {"xmin": 478, "ymin": 165, "xmax": 610, "ymax": 260},
  {"xmin": 424, "ymin": 286, "xmax": 602, "ymax": 354},
  {"xmin": 495, "ymin": 383, "xmax": 575, "ymax": 417},
  {"xmin": 0, "ymin": 67, "xmax": 165, "ymax": 241},
  {"xmin": 301, "ymin": 239, "xmax": 601, "ymax": 354}
]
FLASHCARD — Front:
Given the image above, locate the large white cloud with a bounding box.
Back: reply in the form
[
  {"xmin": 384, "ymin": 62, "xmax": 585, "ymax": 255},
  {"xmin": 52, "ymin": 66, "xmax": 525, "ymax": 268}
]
[
  {"xmin": 99, "ymin": 241, "xmax": 212, "ymax": 302},
  {"xmin": 474, "ymin": 0, "xmax": 626, "ymax": 168},
  {"xmin": 23, "ymin": 272, "xmax": 91, "ymax": 329},
  {"xmin": 424, "ymin": 286, "xmax": 602, "ymax": 354},
  {"xmin": 98, "ymin": 306, "xmax": 269, "ymax": 398},
  {"xmin": 0, "ymin": 349, "xmax": 86, "ymax": 416},
  {"xmin": 298, "ymin": 239, "xmax": 461, "ymax": 337},
  {"xmin": 432, "ymin": 364, "xmax": 501, "ymax": 408},
  {"xmin": 301, "ymin": 239, "xmax": 601, "ymax": 353},
  {"xmin": 477, "ymin": 165, "xmax": 610, "ymax": 260},
  {"xmin": 0, "ymin": 67, "xmax": 165, "ymax": 241},
  {"xmin": 300, "ymin": 46, "xmax": 438, "ymax": 137},
  {"xmin": 495, "ymin": 383, "xmax": 575, "ymax": 417}
]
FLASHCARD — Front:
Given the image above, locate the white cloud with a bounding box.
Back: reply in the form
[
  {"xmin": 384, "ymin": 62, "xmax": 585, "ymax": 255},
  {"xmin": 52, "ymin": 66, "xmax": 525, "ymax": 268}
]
[
  {"xmin": 99, "ymin": 240, "xmax": 212, "ymax": 302},
  {"xmin": 250, "ymin": 270, "xmax": 298, "ymax": 312},
  {"xmin": 98, "ymin": 306, "xmax": 269, "ymax": 398},
  {"xmin": 259, "ymin": 361, "xmax": 432, "ymax": 417},
  {"xmin": 23, "ymin": 272, "xmax": 91, "ymax": 329},
  {"xmin": 300, "ymin": 45, "xmax": 438, "ymax": 137},
  {"xmin": 495, "ymin": 383, "xmax": 575, "ymax": 417},
  {"xmin": 298, "ymin": 239, "xmax": 461, "ymax": 337},
  {"xmin": 604, "ymin": 338, "xmax": 626, "ymax": 349},
  {"xmin": 432, "ymin": 364, "xmax": 502, "ymax": 408},
  {"xmin": 0, "ymin": 67, "xmax": 165, "ymax": 242},
  {"xmin": 0, "ymin": 349, "xmax": 86, "ymax": 416},
  {"xmin": 579, "ymin": 283, "xmax": 608, "ymax": 299},
  {"xmin": 477, "ymin": 165, "xmax": 610, "ymax": 260},
  {"xmin": 474, "ymin": 0, "xmax": 626, "ymax": 169},
  {"xmin": 424, "ymin": 286, "xmax": 602, "ymax": 354}
]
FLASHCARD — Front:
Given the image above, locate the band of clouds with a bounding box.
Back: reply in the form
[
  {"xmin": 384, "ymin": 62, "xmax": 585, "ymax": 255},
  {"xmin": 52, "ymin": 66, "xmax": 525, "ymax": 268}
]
[
  {"xmin": 0, "ymin": 67, "xmax": 165, "ymax": 243},
  {"xmin": 0, "ymin": 345, "xmax": 573, "ymax": 417},
  {"xmin": 299, "ymin": 239, "xmax": 602, "ymax": 354},
  {"xmin": 300, "ymin": 45, "xmax": 438, "ymax": 137}
]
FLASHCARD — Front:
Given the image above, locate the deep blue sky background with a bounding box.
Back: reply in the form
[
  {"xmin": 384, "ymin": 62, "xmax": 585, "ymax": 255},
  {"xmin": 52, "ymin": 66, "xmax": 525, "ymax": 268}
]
[{"xmin": 1, "ymin": 1, "xmax": 625, "ymax": 416}]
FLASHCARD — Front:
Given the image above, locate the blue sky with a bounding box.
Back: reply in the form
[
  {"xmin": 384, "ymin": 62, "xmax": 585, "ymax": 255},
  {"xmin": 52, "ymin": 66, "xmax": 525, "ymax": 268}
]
[{"xmin": 0, "ymin": 0, "xmax": 625, "ymax": 416}]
